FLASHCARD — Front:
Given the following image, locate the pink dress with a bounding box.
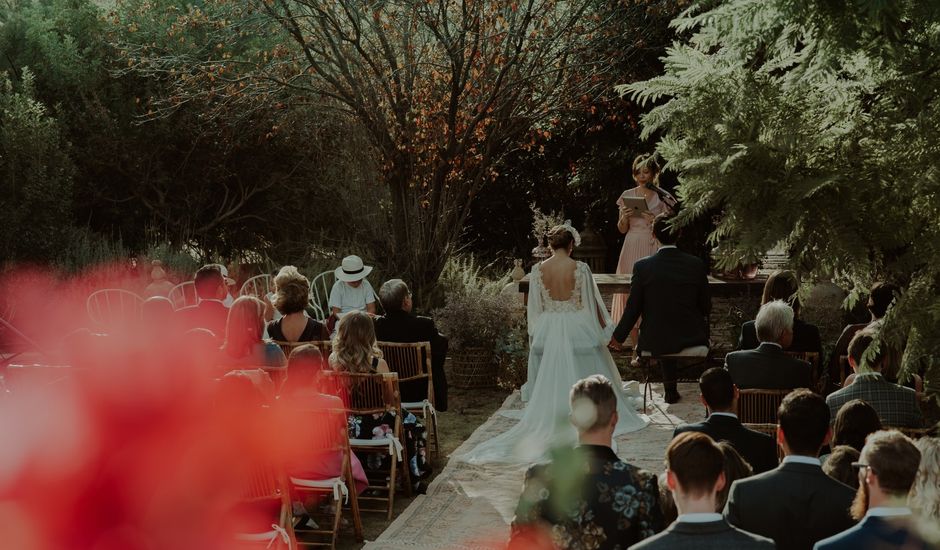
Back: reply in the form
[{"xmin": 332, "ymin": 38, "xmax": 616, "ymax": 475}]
[{"xmin": 611, "ymin": 188, "xmax": 671, "ymax": 323}]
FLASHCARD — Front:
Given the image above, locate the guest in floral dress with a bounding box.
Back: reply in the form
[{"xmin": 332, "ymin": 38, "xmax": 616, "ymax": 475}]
[
  {"xmin": 327, "ymin": 310, "xmax": 432, "ymax": 489},
  {"xmin": 510, "ymin": 375, "xmax": 663, "ymax": 550}
]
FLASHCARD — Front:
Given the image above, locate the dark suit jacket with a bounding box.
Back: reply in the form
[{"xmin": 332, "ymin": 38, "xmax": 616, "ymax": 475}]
[
  {"xmin": 629, "ymin": 519, "xmax": 774, "ymax": 550},
  {"xmin": 673, "ymin": 414, "xmax": 778, "ymax": 473},
  {"xmin": 175, "ymin": 299, "xmax": 228, "ymax": 338},
  {"xmin": 613, "ymin": 247, "xmax": 710, "ymax": 355},
  {"xmin": 725, "ymin": 343, "xmax": 813, "ymax": 390},
  {"xmin": 814, "ymin": 515, "xmax": 932, "ymax": 550},
  {"xmin": 826, "ymin": 372, "xmax": 923, "ymax": 428},
  {"xmin": 739, "ymin": 318, "xmax": 823, "ymax": 355},
  {"xmin": 374, "ymin": 310, "xmax": 449, "ymax": 411},
  {"xmin": 724, "ymin": 460, "xmax": 856, "ymax": 550},
  {"xmin": 511, "ymin": 445, "xmax": 663, "ymax": 550}
]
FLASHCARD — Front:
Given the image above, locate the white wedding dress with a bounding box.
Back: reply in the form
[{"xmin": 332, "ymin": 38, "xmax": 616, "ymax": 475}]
[{"xmin": 457, "ymin": 261, "xmax": 648, "ymax": 464}]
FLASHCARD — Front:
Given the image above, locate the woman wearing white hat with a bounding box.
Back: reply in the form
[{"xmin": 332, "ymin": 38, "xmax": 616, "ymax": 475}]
[{"xmin": 328, "ymin": 255, "xmax": 377, "ymax": 320}]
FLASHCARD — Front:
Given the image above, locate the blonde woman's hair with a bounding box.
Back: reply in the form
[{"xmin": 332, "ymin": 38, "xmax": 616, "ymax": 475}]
[
  {"xmin": 331, "ymin": 310, "xmax": 381, "ymax": 373},
  {"xmin": 909, "ymin": 437, "xmax": 940, "ymax": 520},
  {"xmin": 222, "ymin": 296, "xmax": 265, "ymax": 359},
  {"xmin": 273, "ymin": 265, "xmax": 310, "ymax": 315}
]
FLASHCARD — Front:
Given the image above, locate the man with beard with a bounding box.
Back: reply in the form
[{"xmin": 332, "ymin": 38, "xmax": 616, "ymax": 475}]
[
  {"xmin": 723, "ymin": 389, "xmax": 855, "ymax": 549},
  {"xmin": 815, "ymin": 430, "xmax": 931, "ymax": 550}
]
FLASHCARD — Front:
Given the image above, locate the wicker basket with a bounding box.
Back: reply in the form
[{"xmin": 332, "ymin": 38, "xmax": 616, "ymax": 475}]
[{"xmin": 449, "ymin": 347, "xmax": 496, "ymax": 389}]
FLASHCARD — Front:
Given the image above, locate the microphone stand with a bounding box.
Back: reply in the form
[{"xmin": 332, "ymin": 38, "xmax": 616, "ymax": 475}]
[{"xmin": 646, "ymin": 183, "xmax": 679, "ymax": 211}]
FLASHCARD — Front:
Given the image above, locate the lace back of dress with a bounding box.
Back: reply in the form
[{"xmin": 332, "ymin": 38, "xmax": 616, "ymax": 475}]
[{"xmin": 535, "ymin": 263, "xmax": 583, "ymax": 313}]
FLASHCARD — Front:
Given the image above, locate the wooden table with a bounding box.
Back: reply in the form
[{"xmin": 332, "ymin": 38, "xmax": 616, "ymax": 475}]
[{"xmin": 518, "ymin": 273, "xmax": 767, "ymax": 297}]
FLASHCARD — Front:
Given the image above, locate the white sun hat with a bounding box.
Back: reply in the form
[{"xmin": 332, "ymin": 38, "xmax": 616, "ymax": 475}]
[{"xmin": 334, "ymin": 255, "xmax": 373, "ymax": 282}]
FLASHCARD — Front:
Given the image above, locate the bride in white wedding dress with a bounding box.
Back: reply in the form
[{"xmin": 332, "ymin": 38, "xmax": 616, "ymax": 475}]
[{"xmin": 457, "ymin": 223, "xmax": 648, "ymax": 464}]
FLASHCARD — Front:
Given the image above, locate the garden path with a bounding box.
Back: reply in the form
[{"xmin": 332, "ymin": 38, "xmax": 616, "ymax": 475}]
[{"xmin": 363, "ymin": 382, "xmax": 701, "ymax": 549}]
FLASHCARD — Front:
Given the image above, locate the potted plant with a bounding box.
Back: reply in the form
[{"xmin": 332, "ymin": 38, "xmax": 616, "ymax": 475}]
[{"xmin": 435, "ymin": 286, "xmax": 509, "ymax": 388}]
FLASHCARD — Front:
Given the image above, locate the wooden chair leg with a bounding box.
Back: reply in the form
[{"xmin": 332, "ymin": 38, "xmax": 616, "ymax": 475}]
[
  {"xmin": 430, "ymin": 412, "xmax": 440, "ymax": 459},
  {"xmin": 345, "ymin": 462, "xmax": 363, "ymax": 542},
  {"xmin": 331, "ymin": 497, "xmax": 342, "ymax": 550},
  {"xmin": 399, "ymin": 439, "xmax": 413, "ymax": 498},
  {"xmin": 387, "ymin": 452, "xmax": 397, "ymax": 521}
]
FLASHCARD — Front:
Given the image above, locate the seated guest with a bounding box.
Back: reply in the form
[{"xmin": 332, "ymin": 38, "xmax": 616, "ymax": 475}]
[
  {"xmin": 828, "ymin": 282, "xmax": 898, "ymax": 383},
  {"xmin": 218, "ymin": 296, "xmax": 287, "ymax": 369},
  {"xmin": 279, "ymin": 345, "xmax": 367, "ymax": 495},
  {"xmin": 510, "ymin": 375, "xmax": 663, "ymax": 550},
  {"xmin": 374, "ymin": 279, "xmax": 449, "ymax": 411},
  {"xmin": 738, "ymin": 269, "xmax": 822, "ymax": 355},
  {"xmin": 329, "ymin": 311, "xmax": 432, "ymax": 489},
  {"xmin": 716, "ymin": 441, "xmax": 755, "ymax": 511},
  {"xmin": 815, "ymin": 430, "xmax": 930, "ymax": 550},
  {"xmin": 826, "ymin": 328, "xmax": 923, "ymax": 428},
  {"xmin": 908, "ymin": 437, "xmax": 940, "ymax": 523},
  {"xmin": 841, "ymin": 315, "xmax": 922, "ymax": 394},
  {"xmin": 176, "ymin": 264, "xmax": 230, "ymax": 338},
  {"xmin": 631, "ymin": 432, "xmax": 773, "ymax": 550},
  {"xmin": 831, "ymin": 399, "xmax": 882, "ymax": 453},
  {"xmin": 674, "ymin": 367, "xmax": 777, "ymax": 473},
  {"xmin": 266, "ymin": 266, "xmax": 328, "ymax": 343},
  {"xmin": 144, "ymin": 260, "xmax": 175, "ymax": 297},
  {"xmin": 725, "ymin": 300, "xmax": 814, "ymax": 390},
  {"xmin": 329, "ymin": 255, "xmax": 377, "ymax": 321},
  {"xmin": 823, "ymin": 445, "xmax": 861, "ymax": 489},
  {"xmin": 724, "ymin": 389, "xmax": 856, "ymax": 550}
]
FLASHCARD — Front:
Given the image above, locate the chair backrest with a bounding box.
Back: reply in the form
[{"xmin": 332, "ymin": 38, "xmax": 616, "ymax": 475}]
[
  {"xmin": 308, "ymin": 271, "xmax": 334, "ymax": 320},
  {"xmin": 273, "ymin": 340, "xmax": 332, "ymax": 361},
  {"xmin": 377, "ymin": 341, "xmax": 433, "ymax": 404},
  {"xmin": 293, "ymin": 407, "xmax": 350, "ymax": 455},
  {"xmin": 168, "ymin": 281, "xmax": 199, "ymax": 310},
  {"xmin": 240, "ymin": 274, "xmax": 273, "ymax": 298},
  {"xmin": 86, "ymin": 289, "xmax": 144, "ymax": 329},
  {"xmin": 320, "ymin": 371, "xmax": 400, "ymax": 417},
  {"xmin": 738, "ymin": 389, "xmax": 792, "ymax": 424}
]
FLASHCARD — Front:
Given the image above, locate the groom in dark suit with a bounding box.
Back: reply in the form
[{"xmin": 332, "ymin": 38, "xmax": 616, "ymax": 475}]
[{"xmin": 611, "ymin": 214, "xmax": 710, "ymax": 403}]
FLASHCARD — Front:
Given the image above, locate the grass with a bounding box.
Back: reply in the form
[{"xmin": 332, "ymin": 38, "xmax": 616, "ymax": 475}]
[{"xmin": 332, "ymin": 380, "xmax": 511, "ymax": 549}]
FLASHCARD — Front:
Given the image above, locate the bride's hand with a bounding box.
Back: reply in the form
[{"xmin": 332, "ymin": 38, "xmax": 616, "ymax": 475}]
[{"xmin": 608, "ymin": 338, "xmax": 623, "ymax": 351}]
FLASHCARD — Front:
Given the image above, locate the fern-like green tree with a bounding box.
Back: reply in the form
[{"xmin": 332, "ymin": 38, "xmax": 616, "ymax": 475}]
[
  {"xmin": 624, "ymin": 1, "xmax": 940, "ymax": 387},
  {"xmin": 0, "ymin": 71, "xmax": 75, "ymax": 263}
]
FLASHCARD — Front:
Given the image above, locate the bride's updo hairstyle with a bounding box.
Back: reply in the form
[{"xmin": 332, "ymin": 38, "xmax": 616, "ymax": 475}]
[{"xmin": 547, "ymin": 225, "xmax": 575, "ymax": 250}]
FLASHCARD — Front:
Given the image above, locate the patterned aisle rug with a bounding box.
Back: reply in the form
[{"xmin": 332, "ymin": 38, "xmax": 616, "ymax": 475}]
[{"xmin": 363, "ymin": 382, "xmax": 703, "ymax": 550}]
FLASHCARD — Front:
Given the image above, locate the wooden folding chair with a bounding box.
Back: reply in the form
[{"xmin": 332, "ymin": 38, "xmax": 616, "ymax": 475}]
[
  {"xmin": 86, "ymin": 289, "xmax": 144, "ymax": 330},
  {"xmin": 241, "ymin": 275, "xmax": 274, "ymax": 298},
  {"xmin": 289, "ymin": 408, "xmax": 363, "ymax": 548},
  {"xmin": 274, "ymin": 340, "xmax": 332, "ymax": 361},
  {"xmin": 168, "ymin": 281, "xmax": 198, "ymax": 310},
  {"xmin": 738, "ymin": 389, "xmax": 791, "ymax": 424},
  {"xmin": 377, "ymin": 341, "xmax": 439, "ymax": 458},
  {"xmin": 320, "ymin": 371, "xmax": 410, "ymax": 520},
  {"xmin": 233, "ymin": 463, "xmax": 297, "ymax": 549}
]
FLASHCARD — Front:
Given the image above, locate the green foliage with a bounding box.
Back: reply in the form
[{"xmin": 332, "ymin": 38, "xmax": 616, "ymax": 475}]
[
  {"xmin": 625, "ymin": 0, "xmax": 940, "ymax": 388},
  {"xmin": 0, "ymin": 70, "xmax": 76, "ymax": 263},
  {"xmin": 431, "ymin": 255, "xmax": 514, "ymax": 350}
]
